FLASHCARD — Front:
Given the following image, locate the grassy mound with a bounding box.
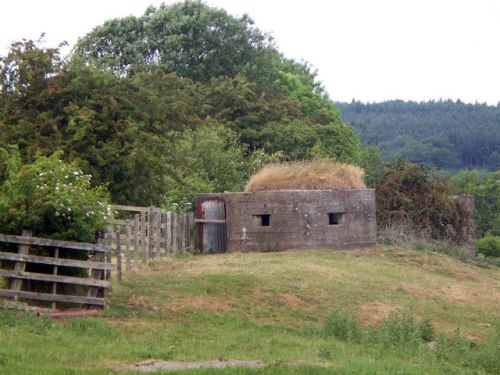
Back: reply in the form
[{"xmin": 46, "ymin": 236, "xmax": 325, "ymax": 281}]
[
  {"xmin": 245, "ymin": 160, "xmax": 366, "ymax": 192},
  {"xmin": 1, "ymin": 248, "xmax": 499, "ymax": 374}
]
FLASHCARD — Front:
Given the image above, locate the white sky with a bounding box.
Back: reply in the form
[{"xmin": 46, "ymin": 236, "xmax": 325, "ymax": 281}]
[{"xmin": 1, "ymin": 0, "xmax": 499, "ymax": 104}]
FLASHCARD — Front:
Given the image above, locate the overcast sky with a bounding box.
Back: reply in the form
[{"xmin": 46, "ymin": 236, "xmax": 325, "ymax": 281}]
[{"xmin": 2, "ymin": 0, "xmax": 499, "ymax": 104}]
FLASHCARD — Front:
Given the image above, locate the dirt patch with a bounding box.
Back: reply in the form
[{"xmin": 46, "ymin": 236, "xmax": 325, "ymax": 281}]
[
  {"xmin": 280, "ymin": 293, "xmax": 303, "ymax": 309},
  {"xmin": 122, "ymin": 359, "xmax": 263, "ymax": 372},
  {"xmin": 440, "ymin": 284, "xmax": 476, "ymax": 304},
  {"xmin": 358, "ymin": 302, "xmax": 399, "ymax": 325}
]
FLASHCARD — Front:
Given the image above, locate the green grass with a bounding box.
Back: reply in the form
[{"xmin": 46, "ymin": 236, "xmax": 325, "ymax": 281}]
[{"xmin": 0, "ymin": 246, "xmax": 499, "ymax": 374}]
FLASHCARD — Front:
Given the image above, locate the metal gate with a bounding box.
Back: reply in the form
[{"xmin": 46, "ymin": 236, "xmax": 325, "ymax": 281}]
[{"xmin": 196, "ymin": 199, "xmax": 227, "ymax": 253}]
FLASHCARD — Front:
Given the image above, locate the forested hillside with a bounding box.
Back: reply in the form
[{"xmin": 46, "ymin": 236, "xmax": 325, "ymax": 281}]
[
  {"xmin": 337, "ymin": 100, "xmax": 500, "ymax": 171},
  {"xmin": 0, "ymin": 0, "xmax": 361, "ymax": 207}
]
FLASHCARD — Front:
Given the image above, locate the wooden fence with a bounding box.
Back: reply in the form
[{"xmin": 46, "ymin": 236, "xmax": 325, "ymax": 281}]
[
  {"xmin": 107, "ymin": 205, "xmax": 196, "ymax": 279},
  {"xmin": 0, "ymin": 231, "xmax": 112, "ymax": 308}
]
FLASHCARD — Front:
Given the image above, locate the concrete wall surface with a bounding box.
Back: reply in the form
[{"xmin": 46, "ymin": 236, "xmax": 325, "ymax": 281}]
[{"xmin": 197, "ymin": 190, "xmax": 376, "ymax": 252}]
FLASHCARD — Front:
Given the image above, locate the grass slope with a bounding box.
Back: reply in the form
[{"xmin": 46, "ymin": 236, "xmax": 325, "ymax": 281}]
[{"xmin": 0, "ymin": 247, "xmax": 499, "ymax": 374}]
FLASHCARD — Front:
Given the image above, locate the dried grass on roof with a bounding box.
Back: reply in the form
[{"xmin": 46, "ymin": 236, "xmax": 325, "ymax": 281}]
[{"xmin": 245, "ymin": 160, "xmax": 366, "ymax": 192}]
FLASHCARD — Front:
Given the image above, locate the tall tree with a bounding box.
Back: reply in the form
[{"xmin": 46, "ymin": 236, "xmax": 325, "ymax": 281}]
[{"xmin": 76, "ymin": 0, "xmax": 272, "ymax": 82}]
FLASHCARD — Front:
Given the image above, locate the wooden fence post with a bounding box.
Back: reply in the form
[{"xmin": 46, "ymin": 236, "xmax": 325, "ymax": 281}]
[
  {"xmin": 166, "ymin": 211, "xmax": 172, "ymax": 254},
  {"xmin": 125, "ymin": 221, "xmax": 131, "ymax": 272},
  {"xmin": 51, "ymin": 248, "xmax": 59, "ymax": 310},
  {"xmin": 160, "ymin": 212, "xmax": 166, "ymax": 256},
  {"xmin": 181, "ymin": 213, "xmax": 187, "ymax": 253},
  {"xmin": 133, "ymin": 214, "xmax": 139, "ymax": 267},
  {"xmin": 88, "ymin": 231, "xmax": 106, "ymax": 299},
  {"xmin": 172, "ymin": 212, "xmax": 178, "ymax": 254},
  {"xmin": 147, "ymin": 206, "xmax": 154, "ymax": 261},
  {"xmin": 116, "ymin": 231, "xmax": 122, "ymax": 284},
  {"xmin": 187, "ymin": 212, "xmax": 194, "ymax": 252},
  {"xmin": 140, "ymin": 211, "xmax": 147, "ymax": 264},
  {"xmin": 10, "ymin": 229, "xmax": 32, "ymax": 292},
  {"xmin": 155, "ymin": 209, "xmax": 161, "ymax": 260},
  {"xmin": 106, "ymin": 226, "xmax": 113, "ymax": 283}
]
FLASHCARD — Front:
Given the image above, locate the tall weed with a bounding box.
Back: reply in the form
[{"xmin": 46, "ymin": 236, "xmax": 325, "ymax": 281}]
[
  {"xmin": 322, "ymin": 308, "xmax": 500, "ymax": 373},
  {"xmin": 378, "ymin": 311, "xmax": 421, "ymax": 352},
  {"xmin": 323, "ymin": 308, "xmax": 361, "ymax": 343}
]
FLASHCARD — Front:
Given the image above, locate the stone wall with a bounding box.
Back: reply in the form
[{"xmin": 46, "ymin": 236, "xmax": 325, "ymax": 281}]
[{"xmin": 196, "ymin": 189, "xmax": 376, "ymax": 252}]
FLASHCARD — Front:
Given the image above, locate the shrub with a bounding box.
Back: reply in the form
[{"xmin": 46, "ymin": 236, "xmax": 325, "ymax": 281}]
[
  {"xmin": 374, "ymin": 160, "xmax": 466, "ymax": 241},
  {"xmin": 0, "ymin": 148, "xmax": 110, "ymax": 242},
  {"xmin": 477, "ymin": 235, "xmax": 500, "ymax": 258}
]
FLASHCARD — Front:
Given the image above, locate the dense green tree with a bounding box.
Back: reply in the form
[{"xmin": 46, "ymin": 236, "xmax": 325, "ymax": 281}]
[
  {"xmin": 0, "ymin": 42, "xmax": 183, "ymax": 206},
  {"xmin": 260, "ymin": 120, "xmax": 361, "ymax": 163},
  {"xmin": 0, "ymin": 35, "xmax": 65, "ymax": 101},
  {"xmin": 162, "ymin": 122, "xmax": 249, "ymax": 207},
  {"xmin": 0, "ymin": 36, "xmax": 68, "ymax": 159},
  {"xmin": 75, "ymin": 0, "xmax": 360, "ymax": 163},
  {"xmin": 276, "ymin": 58, "xmax": 341, "ymax": 124},
  {"xmin": 76, "ymin": 0, "xmax": 272, "ymax": 82}
]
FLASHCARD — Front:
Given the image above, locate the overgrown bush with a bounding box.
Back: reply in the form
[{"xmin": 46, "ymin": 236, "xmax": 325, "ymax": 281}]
[
  {"xmin": 477, "ymin": 235, "xmax": 500, "ymax": 258},
  {"xmin": 374, "ymin": 160, "xmax": 467, "ymax": 241},
  {"xmin": 0, "ymin": 147, "xmax": 110, "ymax": 242}
]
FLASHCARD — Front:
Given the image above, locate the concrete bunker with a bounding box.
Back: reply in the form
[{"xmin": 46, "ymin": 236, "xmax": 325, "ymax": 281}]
[{"xmin": 196, "ymin": 189, "xmax": 376, "ymax": 253}]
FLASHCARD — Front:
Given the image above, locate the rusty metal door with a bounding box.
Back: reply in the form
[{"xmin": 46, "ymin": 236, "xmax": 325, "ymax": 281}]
[{"xmin": 196, "ymin": 199, "xmax": 227, "ymax": 253}]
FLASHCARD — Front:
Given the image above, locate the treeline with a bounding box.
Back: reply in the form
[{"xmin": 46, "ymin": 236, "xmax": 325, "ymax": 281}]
[
  {"xmin": 336, "ymin": 100, "xmax": 500, "ymax": 171},
  {"xmin": 0, "ymin": 0, "xmax": 361, "ymax": 207},
  {"xmin": 1, "ymin": 1, "xmax": 498, "ymax": 245}
]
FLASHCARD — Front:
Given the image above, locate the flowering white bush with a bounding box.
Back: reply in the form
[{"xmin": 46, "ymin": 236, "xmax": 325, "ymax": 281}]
[{"xmin": 0, "ymin": 148, "xmax": 110, "ymax": 242}]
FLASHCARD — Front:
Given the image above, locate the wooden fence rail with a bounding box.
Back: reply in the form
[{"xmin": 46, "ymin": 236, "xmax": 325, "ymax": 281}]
[
  {"xmin": 107, "ymin": 205, "xmax": 196, "ymax": 279},
  {"xmin": 0, "ymin": 231, "xmax": 111, "ymax": 309}
]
